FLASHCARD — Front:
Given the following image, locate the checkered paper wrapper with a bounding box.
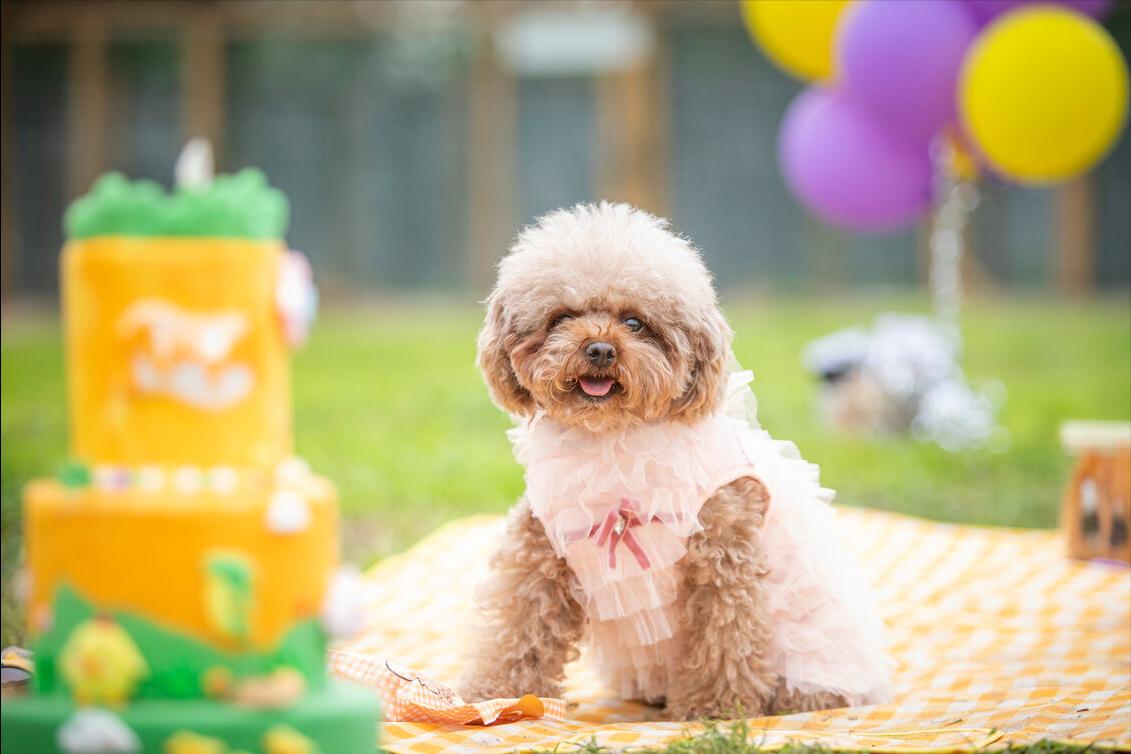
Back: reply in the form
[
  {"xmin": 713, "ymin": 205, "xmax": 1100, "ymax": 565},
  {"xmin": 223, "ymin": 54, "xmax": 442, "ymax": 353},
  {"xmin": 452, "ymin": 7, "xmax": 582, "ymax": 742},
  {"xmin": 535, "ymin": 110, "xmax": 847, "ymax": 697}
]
[
  {"xmin": 332, "ymin": 510, "xmax": 1130, "ymax": 753},
  {"xmin": 329, "ymin": 650, "xmax": 566, "ymax": 726}
]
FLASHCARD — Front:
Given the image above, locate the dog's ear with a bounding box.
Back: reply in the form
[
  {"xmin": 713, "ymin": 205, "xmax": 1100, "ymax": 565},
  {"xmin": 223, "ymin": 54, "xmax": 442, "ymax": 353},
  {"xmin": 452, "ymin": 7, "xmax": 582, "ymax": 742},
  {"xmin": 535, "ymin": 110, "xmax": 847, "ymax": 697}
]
[
  {"xmin": 477, "ymin": 293, "xmax": 536, "ymax": 417},
  {"xmin": 671, "ymin": 304, "xmax": 731, "ymax": 423}
]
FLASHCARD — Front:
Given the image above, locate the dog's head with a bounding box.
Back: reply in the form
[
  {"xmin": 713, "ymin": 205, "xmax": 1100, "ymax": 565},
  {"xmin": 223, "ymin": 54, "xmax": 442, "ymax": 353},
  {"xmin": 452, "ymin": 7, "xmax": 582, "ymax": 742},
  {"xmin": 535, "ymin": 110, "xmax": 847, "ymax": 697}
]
[{"xmin": 478, "ymin": 202, "xmax": 731, "ymax": 431}]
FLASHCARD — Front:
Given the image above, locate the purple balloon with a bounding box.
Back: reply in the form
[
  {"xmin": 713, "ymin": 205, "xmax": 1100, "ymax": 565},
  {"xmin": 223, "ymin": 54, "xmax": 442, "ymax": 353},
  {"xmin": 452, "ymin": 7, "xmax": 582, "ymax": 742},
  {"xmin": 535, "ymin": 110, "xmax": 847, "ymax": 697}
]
[
  {"xmin": 779, "ymin": 88, "xmax": 933, "ymax": 233},
  {"xmin": 958, "ymin": 0, "xmax": 1114, "ymax": 24},
  {"xmin": 838, "ymin": 0, "xmax": 977, "ymax": 147}
]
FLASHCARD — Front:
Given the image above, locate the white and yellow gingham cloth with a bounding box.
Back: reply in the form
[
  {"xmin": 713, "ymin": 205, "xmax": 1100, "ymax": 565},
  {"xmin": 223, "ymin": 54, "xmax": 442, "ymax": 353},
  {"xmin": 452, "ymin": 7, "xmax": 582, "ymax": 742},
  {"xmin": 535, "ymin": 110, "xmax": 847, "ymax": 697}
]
[{"xmin": 335, "ymin": 508, "xmax": 1130, "ymax": 752}]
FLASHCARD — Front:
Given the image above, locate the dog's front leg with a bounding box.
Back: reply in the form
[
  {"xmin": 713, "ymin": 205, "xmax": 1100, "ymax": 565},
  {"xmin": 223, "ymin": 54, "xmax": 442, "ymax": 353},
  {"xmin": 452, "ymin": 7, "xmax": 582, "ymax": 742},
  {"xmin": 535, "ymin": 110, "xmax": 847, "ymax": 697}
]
[
  {"xmin": 665, "ymin": 477, "xmax": 777, "ymax": 720},
  {"xmin": 459, "ymin": 498, "xmax": 586, "ymax": 701}
]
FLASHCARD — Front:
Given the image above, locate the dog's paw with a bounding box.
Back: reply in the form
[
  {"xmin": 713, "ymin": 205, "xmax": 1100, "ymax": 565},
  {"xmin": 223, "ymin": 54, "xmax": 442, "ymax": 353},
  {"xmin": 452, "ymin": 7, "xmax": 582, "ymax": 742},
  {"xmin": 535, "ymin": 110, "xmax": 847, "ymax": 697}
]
[
  {"xmin": 456, "ymin": 680, "xmax": 503, "ymax": 703},
  {"xmin": 769, "ymin": 686, "xmax": 848, "ymax": 715},
  {"xmin": 457, "ymin": 678, "xmax": 562, "ymax": 703},
  {"xmin": 665, "ymin": 691, "xmax": 773, "ymax": 721},
  {"xmin": 665, "ymin": 702, "xmax": 732, "ymax": 722},
  {"xmin": 662, "ymin": 702, "xmax": 699, "ymax": 722}
]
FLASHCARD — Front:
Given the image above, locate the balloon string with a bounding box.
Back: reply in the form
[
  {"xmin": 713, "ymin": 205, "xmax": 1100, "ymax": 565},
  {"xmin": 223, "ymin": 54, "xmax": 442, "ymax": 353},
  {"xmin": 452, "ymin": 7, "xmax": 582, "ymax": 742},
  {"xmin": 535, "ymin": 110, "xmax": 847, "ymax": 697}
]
[{"xmin": 928, "ymin": 139, "xmax": 979, "ymax": 349}]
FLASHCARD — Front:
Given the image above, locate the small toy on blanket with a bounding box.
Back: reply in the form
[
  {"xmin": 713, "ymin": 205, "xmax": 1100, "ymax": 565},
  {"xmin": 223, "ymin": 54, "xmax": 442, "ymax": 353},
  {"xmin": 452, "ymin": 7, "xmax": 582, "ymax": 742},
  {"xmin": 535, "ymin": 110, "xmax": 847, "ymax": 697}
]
[
  {"xmin": 803, "ymin": 313, "xmax": 1003, "ymax": 451},
  {"xmin": 329, "ymin": 650, "xmax": 566, "ymax": 725},
  {"xmin": 0, "ymin": 647, "xmax": 34, "ymax": 699},
  {"xmin": 1061, "ymin": 421, "xmax": 1131, "ymax": 563}
]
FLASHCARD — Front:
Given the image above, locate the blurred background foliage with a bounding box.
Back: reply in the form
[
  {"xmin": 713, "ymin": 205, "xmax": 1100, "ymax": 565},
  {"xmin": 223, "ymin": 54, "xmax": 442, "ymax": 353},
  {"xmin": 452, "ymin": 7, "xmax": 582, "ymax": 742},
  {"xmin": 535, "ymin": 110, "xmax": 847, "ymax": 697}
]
[
  {"xmin": 2, "ymin": 1, "xmax": 1129, "ymax": 297},
  {"xmin": 4, "ymin": 295, "xmax": 1128, "ymax": 554}
]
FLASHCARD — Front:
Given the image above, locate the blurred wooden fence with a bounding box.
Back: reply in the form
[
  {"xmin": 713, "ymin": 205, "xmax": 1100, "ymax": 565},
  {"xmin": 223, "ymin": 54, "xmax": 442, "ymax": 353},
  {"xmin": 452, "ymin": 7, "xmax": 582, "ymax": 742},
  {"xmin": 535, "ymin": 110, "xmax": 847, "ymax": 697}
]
[{"xmin": 1, "ymin": 0, "xmax": 1128, "ymax": 300}]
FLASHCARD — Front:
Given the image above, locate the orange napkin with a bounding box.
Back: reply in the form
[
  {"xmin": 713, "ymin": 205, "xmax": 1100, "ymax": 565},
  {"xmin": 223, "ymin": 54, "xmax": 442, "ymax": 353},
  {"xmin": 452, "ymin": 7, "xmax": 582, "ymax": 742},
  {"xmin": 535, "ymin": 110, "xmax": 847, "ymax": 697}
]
[{"xmin": 328, "ymin": 650, "xmax": 567, "ymax": 725}]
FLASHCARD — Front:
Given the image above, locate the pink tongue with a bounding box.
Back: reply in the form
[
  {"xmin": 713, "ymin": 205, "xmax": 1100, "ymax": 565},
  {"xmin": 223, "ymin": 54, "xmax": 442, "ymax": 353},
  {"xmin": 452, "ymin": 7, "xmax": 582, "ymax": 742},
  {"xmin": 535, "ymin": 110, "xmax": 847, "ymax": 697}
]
[{"xmin": 579, "ymin": 377, "xmax": 615, "ymax": 397}]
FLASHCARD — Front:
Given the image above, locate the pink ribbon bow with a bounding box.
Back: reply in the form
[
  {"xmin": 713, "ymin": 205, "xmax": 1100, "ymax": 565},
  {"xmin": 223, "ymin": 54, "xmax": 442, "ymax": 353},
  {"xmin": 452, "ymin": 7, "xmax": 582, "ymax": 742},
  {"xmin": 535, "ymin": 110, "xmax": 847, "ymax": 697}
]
[{"xmin": 590, "ymin": 498, "xmax": 654, "ymax": 570}]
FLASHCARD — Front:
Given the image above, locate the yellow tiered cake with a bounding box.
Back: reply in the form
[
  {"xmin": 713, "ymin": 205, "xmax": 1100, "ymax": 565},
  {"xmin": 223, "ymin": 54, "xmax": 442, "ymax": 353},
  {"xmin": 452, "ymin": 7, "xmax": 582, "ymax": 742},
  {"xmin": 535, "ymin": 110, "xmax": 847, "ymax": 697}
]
[{"xmin": 2, "ymin": 165, "xmax": 378, "ymax": 754}]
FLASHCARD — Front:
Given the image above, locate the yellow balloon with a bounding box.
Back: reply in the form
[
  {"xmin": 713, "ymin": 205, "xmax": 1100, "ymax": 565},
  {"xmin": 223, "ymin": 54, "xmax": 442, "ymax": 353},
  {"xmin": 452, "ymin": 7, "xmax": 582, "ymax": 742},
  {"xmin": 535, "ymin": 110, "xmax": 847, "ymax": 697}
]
[
  {"xmin": 960, "ymin": 6, "xmax": 1129, "ymax": 184},
  {"xmin": 740, "ymin": 0, "xmax": 851, "ymax": 82}
]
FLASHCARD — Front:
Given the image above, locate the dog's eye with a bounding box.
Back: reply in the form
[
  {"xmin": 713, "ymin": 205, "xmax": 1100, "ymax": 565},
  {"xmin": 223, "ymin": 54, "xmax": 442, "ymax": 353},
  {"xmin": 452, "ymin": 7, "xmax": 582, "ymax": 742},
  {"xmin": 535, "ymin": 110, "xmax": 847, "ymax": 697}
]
[
  {"xmin": 551, "ymin": 313, "xmax": 575, "ymax": 328},
  {"xmin": 623, "ymin": 317, "xmax": 643, "ymax": 333}
]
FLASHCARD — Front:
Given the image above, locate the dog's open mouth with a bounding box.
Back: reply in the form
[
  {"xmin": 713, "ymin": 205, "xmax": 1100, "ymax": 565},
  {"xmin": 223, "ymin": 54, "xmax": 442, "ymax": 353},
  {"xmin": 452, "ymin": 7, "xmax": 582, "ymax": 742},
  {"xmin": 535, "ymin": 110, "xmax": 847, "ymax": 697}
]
[{"xmin": 577, "ymin": 376, "xmax": 619, "ymax": 400}]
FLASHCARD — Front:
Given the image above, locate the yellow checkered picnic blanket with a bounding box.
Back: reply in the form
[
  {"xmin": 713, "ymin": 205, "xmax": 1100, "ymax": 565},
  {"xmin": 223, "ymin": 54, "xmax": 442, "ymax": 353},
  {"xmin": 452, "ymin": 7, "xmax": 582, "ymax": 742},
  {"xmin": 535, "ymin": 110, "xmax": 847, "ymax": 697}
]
[{"xmin": 336, "ymin": 508, "xmax": 1131, "ymax": 752}]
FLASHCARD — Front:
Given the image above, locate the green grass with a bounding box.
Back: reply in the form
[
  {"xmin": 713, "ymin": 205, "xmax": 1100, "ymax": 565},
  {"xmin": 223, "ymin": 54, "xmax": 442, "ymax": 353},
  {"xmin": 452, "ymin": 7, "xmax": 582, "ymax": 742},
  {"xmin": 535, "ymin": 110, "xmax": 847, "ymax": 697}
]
[
  {"xmin": 547, "ymin": 717, "xmax": 1120, "ymax": 754},
  {"xmin": 3, "ymin": 294, "xmax": 1128, "ymax": 569},
  {"xmin": 288, "ymin": 294, "xmax": 1126, "ymax": 538},
  {"xmin": 2, "ymin": 294, "xmax": 1128, "ymax": 751}
]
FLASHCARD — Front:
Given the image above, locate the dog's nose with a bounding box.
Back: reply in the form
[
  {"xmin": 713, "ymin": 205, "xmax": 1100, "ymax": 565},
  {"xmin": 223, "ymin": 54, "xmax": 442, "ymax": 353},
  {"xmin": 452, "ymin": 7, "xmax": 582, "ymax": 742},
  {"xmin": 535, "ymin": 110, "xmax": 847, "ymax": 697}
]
[{"xmin": 586, "ymin": 341, "xmax": 617, "ymax": 368}]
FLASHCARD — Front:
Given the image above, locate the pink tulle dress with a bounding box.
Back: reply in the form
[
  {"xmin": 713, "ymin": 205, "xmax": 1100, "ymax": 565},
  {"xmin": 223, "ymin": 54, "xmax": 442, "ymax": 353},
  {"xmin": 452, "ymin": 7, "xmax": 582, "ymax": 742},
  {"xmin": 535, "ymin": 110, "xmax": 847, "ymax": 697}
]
[{"xmin": 508, "ymin": 371, "xmax": 892, "ymax": 706}]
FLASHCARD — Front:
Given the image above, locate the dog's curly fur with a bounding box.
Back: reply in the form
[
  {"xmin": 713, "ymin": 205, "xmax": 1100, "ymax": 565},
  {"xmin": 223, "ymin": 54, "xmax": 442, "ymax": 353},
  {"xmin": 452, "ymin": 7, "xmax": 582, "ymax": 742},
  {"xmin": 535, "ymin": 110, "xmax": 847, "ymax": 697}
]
[{"xmin": 461, "ymin": 202, "xmax": 846, "ymax": 719}]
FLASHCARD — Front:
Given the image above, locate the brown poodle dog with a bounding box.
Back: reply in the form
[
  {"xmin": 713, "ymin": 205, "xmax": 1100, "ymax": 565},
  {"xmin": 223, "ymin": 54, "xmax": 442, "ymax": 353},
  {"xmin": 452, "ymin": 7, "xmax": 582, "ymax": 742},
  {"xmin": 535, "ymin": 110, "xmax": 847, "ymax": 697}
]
[{"xmin": 459, "ymin": 203, "xmax": 889, "ymax": 720}]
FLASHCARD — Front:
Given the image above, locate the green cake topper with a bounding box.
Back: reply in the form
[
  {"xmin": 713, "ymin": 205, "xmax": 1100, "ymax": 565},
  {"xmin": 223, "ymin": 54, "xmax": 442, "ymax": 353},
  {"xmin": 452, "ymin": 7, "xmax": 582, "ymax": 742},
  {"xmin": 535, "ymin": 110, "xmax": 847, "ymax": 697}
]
[{"xmin": 64, "ymin": 167, "xmax": 289, "ymax": 241}]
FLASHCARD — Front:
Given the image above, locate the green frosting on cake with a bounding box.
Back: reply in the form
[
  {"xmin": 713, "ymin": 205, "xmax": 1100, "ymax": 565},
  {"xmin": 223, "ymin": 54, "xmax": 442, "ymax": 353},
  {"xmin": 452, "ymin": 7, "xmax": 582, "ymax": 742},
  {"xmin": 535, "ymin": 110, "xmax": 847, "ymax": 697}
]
[
  {"xmin": 3, "ymin": 585, "xmax": 380, "ymax": 752},
  {"xmin": 33, "ymin": 585, "xmax": 327, "ymax": 700},
  {"xmin": 64, "ymin": 170, "xmax": 289, "ymax": 240},
  {"xmin": 1, "ymin": 684, "xmax": 380, "ymax": 754}
]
